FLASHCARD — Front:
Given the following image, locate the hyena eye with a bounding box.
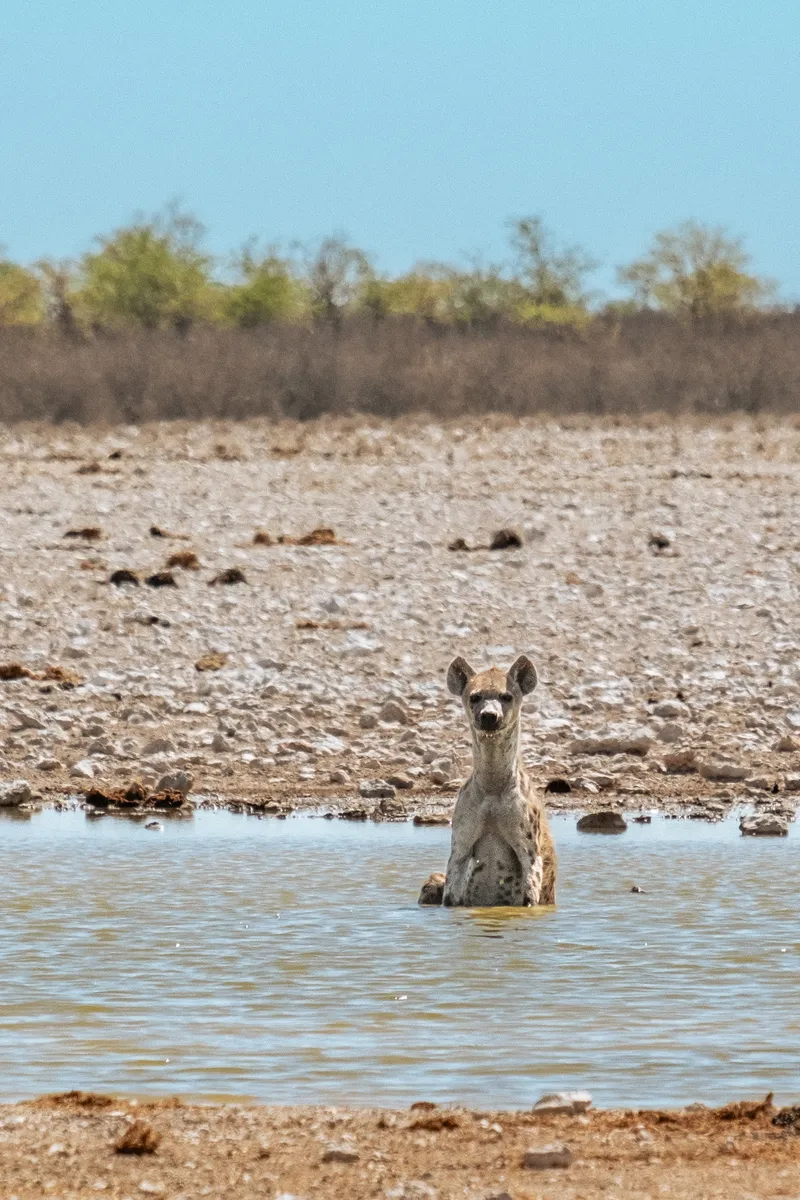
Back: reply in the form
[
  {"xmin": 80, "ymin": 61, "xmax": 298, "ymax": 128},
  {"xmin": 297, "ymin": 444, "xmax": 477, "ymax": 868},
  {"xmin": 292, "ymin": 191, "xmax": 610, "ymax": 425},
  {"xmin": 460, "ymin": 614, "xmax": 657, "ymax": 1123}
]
[
  {"xmin": 470, "ymin": 693, "xmax": 482, "ymax": 704},
  {"xmin": 500, "ymin": 693, "xmax": 513, "ymax": 703}
]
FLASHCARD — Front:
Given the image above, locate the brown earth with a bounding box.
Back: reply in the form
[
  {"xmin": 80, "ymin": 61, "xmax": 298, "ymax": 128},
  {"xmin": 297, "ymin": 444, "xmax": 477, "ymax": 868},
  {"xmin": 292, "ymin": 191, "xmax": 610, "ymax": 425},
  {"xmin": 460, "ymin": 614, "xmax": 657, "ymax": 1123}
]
[{"xmin": 1, "ymin": 1093, "xmax": 798, "ymax": 1200}]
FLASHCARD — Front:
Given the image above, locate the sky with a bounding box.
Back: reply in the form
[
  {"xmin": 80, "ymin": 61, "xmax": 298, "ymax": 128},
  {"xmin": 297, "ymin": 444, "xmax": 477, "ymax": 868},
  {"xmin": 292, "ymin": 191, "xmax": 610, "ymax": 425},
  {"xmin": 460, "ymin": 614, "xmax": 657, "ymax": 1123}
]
[{"xmin": 2, "ymin": 0, "xmax": 799, "ymax": 300}]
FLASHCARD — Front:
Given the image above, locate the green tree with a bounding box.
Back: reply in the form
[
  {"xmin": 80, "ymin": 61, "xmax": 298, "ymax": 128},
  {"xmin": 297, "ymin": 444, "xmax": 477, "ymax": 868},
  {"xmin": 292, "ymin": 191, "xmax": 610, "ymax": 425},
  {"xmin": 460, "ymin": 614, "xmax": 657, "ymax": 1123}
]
[
  {"xmin": 0, "ymin": 256, "xmax": 43, "ymax": 324},
  {"xmin": 223, "ymin": 245, "xmax": 306, "ymax": 326},
  {"xmin": 301, "ymin": 236, "xmax": 372, "ymax": 322},
  {"xmin": 77, "ymin": 207, "xmax": 214, "ymax": 330},
  {"xmin": 618, "ymin": 221, "xmax": 773, "ymax": 318},
  {"xmin": 508, "ymin": 216, "xmax": 597, "ymax": 308}
]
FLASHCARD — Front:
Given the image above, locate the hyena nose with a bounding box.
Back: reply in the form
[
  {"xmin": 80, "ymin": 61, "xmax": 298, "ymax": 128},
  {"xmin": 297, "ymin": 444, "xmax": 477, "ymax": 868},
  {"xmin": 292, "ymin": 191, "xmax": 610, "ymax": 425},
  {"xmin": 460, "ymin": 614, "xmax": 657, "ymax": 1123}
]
[{"xmin": 478, "ymin": 701, "xmax": 502, "ymax": 730}]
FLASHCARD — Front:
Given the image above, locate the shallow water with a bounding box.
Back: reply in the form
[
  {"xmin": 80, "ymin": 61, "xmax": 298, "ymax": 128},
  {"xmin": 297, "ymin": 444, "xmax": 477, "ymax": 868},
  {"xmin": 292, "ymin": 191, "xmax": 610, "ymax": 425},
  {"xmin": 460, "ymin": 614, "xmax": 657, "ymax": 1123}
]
[{"xmin": 0, "ymin": 810, "xmax": 798, "ymax": 1108}]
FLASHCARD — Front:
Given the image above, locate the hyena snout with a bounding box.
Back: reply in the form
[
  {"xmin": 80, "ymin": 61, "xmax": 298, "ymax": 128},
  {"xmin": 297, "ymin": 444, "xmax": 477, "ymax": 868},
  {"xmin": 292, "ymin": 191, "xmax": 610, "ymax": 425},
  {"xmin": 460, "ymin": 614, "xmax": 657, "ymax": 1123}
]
[{"xmin": 477, "ymin": 699, "xmax": 503, "ymax": 731}]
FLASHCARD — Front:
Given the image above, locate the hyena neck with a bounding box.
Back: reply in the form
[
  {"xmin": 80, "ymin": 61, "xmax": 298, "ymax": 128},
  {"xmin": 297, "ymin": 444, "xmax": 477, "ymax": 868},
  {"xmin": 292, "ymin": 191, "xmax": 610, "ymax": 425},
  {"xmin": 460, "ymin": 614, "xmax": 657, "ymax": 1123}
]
[{"xmin": 469, "ymin": 725, "xmax": 522, "ymax": 793}]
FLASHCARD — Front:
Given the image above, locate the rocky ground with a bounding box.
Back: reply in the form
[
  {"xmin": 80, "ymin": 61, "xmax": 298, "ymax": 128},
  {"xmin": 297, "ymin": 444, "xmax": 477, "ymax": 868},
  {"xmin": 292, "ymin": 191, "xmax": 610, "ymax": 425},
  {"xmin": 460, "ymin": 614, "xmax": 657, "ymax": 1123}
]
[
  {"xmin": 1, "ymin": 1091, "xmax": 798, "ymax": 1199},
  {"xmin": 0, "ymin": 414, "xmax": 799, "ymax": 826}
]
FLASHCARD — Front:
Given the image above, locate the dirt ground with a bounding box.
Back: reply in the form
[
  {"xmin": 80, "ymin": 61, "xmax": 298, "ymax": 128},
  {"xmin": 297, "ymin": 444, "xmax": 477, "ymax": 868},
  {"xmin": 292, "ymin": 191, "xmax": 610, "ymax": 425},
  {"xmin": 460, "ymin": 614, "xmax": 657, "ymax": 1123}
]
[
  {"xmin": 1, "ymin": 1092, "xmax": 798, "ymax": 1200},
  {"xmin": 1, "ymin": 414, "xmax": 799, "ymax": 823}
]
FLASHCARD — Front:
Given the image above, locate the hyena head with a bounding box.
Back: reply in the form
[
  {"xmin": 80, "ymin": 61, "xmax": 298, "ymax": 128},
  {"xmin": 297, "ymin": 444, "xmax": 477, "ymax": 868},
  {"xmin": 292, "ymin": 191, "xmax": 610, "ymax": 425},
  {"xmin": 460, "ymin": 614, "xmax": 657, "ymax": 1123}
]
[{"xmin": 446, "ymin": 654, "xmax": 538, "ymax": 742}]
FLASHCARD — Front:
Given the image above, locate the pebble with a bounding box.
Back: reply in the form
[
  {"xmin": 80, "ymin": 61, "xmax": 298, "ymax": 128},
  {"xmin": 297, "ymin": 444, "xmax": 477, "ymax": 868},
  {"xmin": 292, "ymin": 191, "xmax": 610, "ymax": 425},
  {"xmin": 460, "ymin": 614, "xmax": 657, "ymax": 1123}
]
[
  {"xmin": 35, "ymin": 758, "xmax": 62, "ymax": 772},
  {"xmin": 144, "ymin": 821, "xmax": 164, "ymax": 831}
]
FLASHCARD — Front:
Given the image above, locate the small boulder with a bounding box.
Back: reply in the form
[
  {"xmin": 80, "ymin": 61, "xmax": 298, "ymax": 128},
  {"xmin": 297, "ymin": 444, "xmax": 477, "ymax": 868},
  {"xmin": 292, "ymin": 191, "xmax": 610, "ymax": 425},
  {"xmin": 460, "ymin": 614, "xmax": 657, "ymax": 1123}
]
[
  {"xmin": 490, "ymin": 527, "xmax": 523, "ymax": 550},
  {"xmin": 358, "ymin": 780, "xmax": 396, "ymax": 800},
  {"xmin": 70, "ymin": 759, "xmax": 95, "ymax": 780},
  {"xmin": 740, "ymin": 814, "xmax": 789, "ymax": 837},
  {"xmin": 576, "ymin": 810, "xmax": 627, "ymax": 834},
  {"xmin": 699, "ymin": 760, "xmax": 749, "ymax": 782},
  {"xmin": 0, "ymin": 779, "xmax": 32, "ymax": 807},
  {"xmin": 156, "ymin": 770, "xmax": 193, "ymax": 797},
  {"xmin": 379, "ymin": 698, "xmax": 410, "ymax": 724}
]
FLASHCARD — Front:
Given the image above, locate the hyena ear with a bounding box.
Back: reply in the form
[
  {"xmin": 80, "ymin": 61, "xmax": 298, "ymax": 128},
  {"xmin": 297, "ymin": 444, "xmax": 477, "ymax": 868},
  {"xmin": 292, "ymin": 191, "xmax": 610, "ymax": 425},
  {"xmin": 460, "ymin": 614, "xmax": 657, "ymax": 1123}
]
[
  {"xmin": 447, "ymin": 656, "xmax": 475, "ymax": 697},
  {"xmin": 508, "ymin": 655, "xmax": 538, "ymax": 695}
]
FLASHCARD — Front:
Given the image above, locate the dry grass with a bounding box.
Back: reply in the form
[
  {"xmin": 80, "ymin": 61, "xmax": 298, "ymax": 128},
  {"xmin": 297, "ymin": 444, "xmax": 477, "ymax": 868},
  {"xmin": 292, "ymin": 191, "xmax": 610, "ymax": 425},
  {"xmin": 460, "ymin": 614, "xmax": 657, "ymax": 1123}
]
[{"xmin": 2, "ymin": 312, "xmax": 800, "ymax": 423}]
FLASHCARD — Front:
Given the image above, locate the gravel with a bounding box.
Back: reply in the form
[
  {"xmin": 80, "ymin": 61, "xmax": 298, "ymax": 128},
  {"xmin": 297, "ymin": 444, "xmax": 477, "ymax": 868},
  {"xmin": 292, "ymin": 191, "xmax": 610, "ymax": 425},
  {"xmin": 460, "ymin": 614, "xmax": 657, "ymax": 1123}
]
[{"xmin": 0, "ymin": 416, "xmax": 798, "ymax": 822}]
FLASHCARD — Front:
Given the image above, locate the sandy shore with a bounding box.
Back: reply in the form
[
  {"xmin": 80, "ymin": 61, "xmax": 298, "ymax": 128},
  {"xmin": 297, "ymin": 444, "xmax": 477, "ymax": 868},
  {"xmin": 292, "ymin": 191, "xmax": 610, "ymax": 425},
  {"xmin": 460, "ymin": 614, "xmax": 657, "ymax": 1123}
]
[
  {"xmin": 1, "ymin": 415, "xmax": 798, "ymax": 825},
  {"xmin": 1, "ymin": 1091, "xmax": 797, "ymax": 1199}
]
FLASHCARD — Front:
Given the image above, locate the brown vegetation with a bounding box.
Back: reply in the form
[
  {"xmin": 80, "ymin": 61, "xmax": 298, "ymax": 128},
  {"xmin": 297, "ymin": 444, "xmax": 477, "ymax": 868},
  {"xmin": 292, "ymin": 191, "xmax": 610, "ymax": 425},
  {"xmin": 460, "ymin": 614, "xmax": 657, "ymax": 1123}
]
[{"xmin": 2, "ymin": 311, "xmax": 800, "ymax": 424}]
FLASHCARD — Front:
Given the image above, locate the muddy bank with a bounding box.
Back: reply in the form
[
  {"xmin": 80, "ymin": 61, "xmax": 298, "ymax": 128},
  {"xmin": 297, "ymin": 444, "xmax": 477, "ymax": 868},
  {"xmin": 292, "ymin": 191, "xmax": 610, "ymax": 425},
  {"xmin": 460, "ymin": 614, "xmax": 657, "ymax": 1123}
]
[{"xmin": 1, "ymin": 1092, "xmax": 798, "ymax": 1199}]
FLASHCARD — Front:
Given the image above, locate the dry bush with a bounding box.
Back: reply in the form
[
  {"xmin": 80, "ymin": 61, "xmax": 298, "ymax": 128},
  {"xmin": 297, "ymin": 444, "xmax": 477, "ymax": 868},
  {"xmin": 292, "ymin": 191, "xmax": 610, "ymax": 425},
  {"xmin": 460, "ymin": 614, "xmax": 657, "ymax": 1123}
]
[{"xmin": 1, "ymin": 313, "xmax": 800, "ymax": 423}]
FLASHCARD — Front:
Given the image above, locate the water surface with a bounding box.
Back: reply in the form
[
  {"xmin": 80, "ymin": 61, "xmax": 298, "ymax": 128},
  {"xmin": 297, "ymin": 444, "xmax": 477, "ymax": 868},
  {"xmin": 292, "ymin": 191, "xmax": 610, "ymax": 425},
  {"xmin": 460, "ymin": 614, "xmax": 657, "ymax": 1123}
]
[{"xmin": 0, "ymin": 810, "xmax": 797, "ymax": 1108}]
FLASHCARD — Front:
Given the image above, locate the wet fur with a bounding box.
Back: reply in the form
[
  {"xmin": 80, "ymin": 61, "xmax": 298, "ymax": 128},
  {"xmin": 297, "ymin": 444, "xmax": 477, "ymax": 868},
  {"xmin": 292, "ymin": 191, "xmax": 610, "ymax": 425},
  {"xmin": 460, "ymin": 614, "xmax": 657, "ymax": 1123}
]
[{"xmin": 433, "ymin": 656, "xmax": 556, "ymax": 907}]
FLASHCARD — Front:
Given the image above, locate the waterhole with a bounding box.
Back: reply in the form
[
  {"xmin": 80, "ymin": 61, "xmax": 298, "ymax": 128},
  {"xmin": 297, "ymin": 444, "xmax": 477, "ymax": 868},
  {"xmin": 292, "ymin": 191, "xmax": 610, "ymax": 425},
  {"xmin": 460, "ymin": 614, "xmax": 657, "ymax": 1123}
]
[{"xmin": 0, "ymin": 810, "xmax": 798, "ymax": 1108}]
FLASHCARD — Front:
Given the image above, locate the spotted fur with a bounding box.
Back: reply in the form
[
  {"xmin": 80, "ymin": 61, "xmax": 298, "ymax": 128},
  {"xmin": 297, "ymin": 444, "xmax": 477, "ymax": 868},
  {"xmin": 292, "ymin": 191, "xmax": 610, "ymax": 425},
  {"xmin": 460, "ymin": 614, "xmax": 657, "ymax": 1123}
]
[{"xmin": 419, "ymin": 655, "xmax": 556, "ymax": 908}]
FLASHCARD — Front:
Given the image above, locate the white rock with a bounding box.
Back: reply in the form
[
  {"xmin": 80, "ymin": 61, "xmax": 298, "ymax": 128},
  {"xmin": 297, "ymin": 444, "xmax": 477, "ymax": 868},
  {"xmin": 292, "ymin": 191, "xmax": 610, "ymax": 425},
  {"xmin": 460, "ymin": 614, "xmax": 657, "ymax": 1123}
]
[
  {"xmin": 698, "ymin": 760, "xmax": 749, "ymax": 782},
  {"xmin": 358, "ymin": 780, "xmax": 396, "ymax": 799},
  {"xmin": 652, "ymin": 699, "xmax": 689, "ymax": 719},
  {"xmin": 70, "ymin": 759, "xmax": 95, "ymax": 780},
  {"xmin": 0, "ymin": 779, "xmax": 32, "ymax": 806}
]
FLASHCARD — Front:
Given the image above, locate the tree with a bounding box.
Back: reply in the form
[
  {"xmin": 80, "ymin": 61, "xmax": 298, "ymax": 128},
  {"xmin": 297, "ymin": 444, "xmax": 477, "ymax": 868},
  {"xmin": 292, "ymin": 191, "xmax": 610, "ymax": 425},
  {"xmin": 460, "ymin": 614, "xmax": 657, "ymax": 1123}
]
[
  {"xmin": 77, "ymin": 206, "xmax": 214, "ymax": 330},
  {"xmin": 508, "ymin": 216, "xmax": 597, "ymax": 308},
  {"xmin": 0, "ymin": 256, "xmax": 43, "ymax": 324},
  {"xmin": 301, "ymin": 236, "xmax": 372, "ymax": 322},
  {"xmin": 223, "ymin": 245, "xmax": 306, "ymax": 327},
  {"xmin": 618, "ymin": 221, "xmax": 772, "ymax": 318}
]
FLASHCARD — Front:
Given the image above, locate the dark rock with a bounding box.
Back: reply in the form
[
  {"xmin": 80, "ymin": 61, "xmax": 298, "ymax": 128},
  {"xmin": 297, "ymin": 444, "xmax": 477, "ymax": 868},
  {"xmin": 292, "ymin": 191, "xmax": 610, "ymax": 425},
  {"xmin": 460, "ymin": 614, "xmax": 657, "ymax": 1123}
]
[{"xmin": 576, "ymin": 810, "xmax": 627, "ymax": 834}]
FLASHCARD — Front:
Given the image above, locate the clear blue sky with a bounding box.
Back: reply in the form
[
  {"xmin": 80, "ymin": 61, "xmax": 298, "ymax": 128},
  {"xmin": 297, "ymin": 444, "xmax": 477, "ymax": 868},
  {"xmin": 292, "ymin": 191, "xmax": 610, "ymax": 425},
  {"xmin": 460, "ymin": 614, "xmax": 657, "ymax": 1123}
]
[{"xmin": 2, "ymin": 0, "xmax": 799, "ymax": 300}]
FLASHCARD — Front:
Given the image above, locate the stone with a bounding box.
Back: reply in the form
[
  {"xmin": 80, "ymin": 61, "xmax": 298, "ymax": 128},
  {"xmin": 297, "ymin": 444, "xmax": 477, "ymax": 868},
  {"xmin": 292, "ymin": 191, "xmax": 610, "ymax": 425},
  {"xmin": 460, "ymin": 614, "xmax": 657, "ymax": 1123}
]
[
  {"xmin": 698, "ymin": 760, "xmax": 749, "ymax": 782},
  {"xmin": 211, "ymin": 733, "xmax": 232, "ymax": 753},
  {"xmin": 358, "ymin": 780, "xmax": 396, "ymax": 800},
  {"xmin": 663, "ymin": 750, "xmax": 698, "ymax": 774},
  {"xmin": 156, "ymin": 770, "xmax": 193, "ymax": 796},
  {"xmin": 740, "ymin": 814, "xmax": 789, "ymax": 836},
  {"xmin": 418, "ymin": 873, "xmax": 445, "ymax": 905},
  {"xmin": 386, "ymin": 772, "xmax": 414, "ymax": 790},
  {"xmin": 656, "ymin": 721, "xmax": 683, "ymax": 744},
  {"xmin": 329, "ymin": 768, "xmax": 351, "ymax": 785},
  {"xmin": 652, "ymin": 699, "xmax": 689, "ymax": 719},
  {"xmin": 70, "ymin": 759, "xmax": 95, "ymax": 780},
  {"xmin": 142, "ymin": 737, "xmax": 175, "ymax": 757},
  {"xmin": 35, "ymin": 758, "xmax": 62, "ymax": 772},
  {"xmin": 774, "ymin": 735, "xmax": 800, "ymax": 753},
  {"xmin": 379, "ymin": 698, "xmax": 410, "ymax": 724},
  {"xmin": 522, "ymin": 1143, "xmax": 573, "ymax": 1170},
  {"xmin": 359, "ymin": 712, "xmax": 378, "ymax": 729},
  {"xmin": 569, "ymin": 733, "xmax": 652, "ymax": 757},
  {"xmin": 8, "ymin": 706, "xmax": 46, "ymax": 731},
  {"xmin": 784, "ymin": 774, "xmax": 800, "ymax": 792},
  {"xmin": 533, "ymin": 1090, "xmax": 592, "ymax": 1115},
  {"xmin": 0, "ymin": 779, "xmax": 32, "ymax": 806},
  {"xmin": 320, "ymin": 1144, "xmax": 359, "ymax": 1163},
  {"xmin": 576, "ymin": 810, "xmax": 627, "ymax": 833}
]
